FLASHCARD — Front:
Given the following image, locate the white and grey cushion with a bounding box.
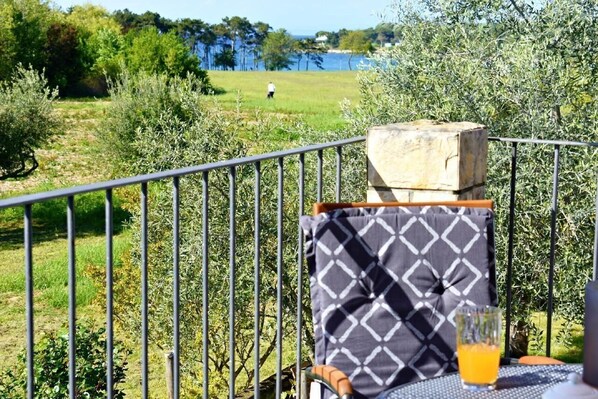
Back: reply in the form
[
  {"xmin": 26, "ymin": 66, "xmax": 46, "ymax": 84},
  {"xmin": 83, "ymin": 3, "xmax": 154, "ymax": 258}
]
[{"xmin": 300, "ymin": 205, "xmax": 497, "ymax": 399}]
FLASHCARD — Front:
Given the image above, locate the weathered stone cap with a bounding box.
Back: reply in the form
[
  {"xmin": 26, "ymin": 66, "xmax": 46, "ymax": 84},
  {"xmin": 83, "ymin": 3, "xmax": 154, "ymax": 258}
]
[
  {"xmin": 368, "ymin": 119, "xmax": 486, "ymax": 134},
  {"xmin": 367, "ymin": 120, "xmax": 488, "ymax": 191}
]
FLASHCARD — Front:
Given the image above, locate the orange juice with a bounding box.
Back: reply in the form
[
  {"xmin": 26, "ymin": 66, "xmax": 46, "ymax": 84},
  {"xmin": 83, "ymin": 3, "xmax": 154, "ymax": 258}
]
[{"xmin": 457, "ymin": 342, "xmax": 500, "ymax": 384}]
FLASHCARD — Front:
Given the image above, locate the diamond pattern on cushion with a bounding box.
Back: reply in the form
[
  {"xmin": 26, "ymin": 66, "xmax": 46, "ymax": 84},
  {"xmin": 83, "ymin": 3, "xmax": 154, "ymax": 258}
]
[
  {"xmin": 300, "ymin": 205, "xmax": 496, "ymax": 399},
  {"xmin": 360, "ymin": 301, "xmax": 403, "ymax": 342},
  {"xmin": 318, "ymin": 259, "xmax": 358, "ymax": 299},
  {"xmin": 405, "ymin": 301, "xmax": 447, "ymax": 340},
  {"xmin": 321, "ymin": 303, "xmax": 359, "ymax": 344},
  {"xmin": 358, "ymin": 217, "xmax": 397, "ymax": 258},
  {"xmin": 407, "ymin": 343, "xmax": 455, "ymax": 380},
  {"xmin": 440, "ymin": 214, "xmax": 482, "ymax": 254},
  {"xmin": 443, "ymin": 257, "xmax": 483, "ymax": 297},
  {"xmin": 398, "ymin": 216, "xmax": 439, "ymax": 255},
  {"xmin": 314, "ymin": 217, "xmax": 354, "ymax": 256}
]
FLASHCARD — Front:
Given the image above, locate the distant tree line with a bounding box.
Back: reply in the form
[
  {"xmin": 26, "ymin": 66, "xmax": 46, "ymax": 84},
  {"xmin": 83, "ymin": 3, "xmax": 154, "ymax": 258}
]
[
  {"xmin": 0, "ymin": 0, "xmax": 385, "ymax": 180},
  {"xmin": 317, "ymin": 22, "xmax": 401, "ymax": 48},
  {"xmin": 0, "ymin": 1, "xmax": 209, "ymax": 96},
  {"xmin": 0, "ymin": 0, "xmax": 393, "ymax": 96}
]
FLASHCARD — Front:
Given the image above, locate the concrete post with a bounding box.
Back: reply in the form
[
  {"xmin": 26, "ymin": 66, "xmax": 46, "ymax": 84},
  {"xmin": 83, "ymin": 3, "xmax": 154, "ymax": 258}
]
[
  {"xmin": 367, "ymin": 120, "xmax": 488, "ymax": 202},
  {"xmin": 165, "ymin": 351, "xmax": 174, "ymax": 399}
]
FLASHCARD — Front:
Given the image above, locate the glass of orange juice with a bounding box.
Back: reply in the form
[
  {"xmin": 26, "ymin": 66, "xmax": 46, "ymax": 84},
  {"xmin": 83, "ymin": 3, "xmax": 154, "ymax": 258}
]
[{"xmin": 456, "ymin": 306, "xmax": 501, "ymax": 392}]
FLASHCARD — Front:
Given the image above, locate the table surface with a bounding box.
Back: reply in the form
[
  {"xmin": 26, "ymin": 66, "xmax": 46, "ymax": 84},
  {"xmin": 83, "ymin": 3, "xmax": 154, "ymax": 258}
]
[{"xmin": 377, "ymin": 364, "xmax": 583, "ymax": 399}]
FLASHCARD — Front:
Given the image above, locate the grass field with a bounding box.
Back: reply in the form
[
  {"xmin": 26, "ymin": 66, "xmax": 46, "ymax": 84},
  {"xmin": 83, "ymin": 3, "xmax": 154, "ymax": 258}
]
[{"xmin": 208, "ymin": 70, "xmax": 360, "ymax": 130}]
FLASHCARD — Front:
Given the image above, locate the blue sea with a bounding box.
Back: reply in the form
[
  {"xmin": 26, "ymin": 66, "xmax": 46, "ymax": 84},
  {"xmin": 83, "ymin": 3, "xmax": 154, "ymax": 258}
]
[
  {"xmin": 289, "ymin": 52, "xmax": 370, "ymax": 71},
  {"xmin": 199, "ymin": 34, "xmax": 372, "ymax": 71},
  {"xmin": 202, "ymin": 52, "xmax": 370, "ymax": 72}
]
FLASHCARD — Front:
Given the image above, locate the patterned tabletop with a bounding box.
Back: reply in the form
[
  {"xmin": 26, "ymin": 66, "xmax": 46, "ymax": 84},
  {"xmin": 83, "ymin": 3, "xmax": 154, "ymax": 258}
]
[{"xmin": 377, "ymin": 364, "xmax": 583, "ymax": 399}]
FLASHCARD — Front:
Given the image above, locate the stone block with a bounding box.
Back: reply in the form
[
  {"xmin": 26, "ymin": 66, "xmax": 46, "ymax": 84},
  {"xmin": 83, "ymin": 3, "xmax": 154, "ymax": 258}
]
[{"xmin": 367, "ymin": 120, "xmax": 488, "ymax": 191}]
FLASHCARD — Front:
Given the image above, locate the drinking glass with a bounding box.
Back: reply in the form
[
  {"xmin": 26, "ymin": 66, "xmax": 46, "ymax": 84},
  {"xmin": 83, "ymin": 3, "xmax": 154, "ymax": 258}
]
[{"xmin": 456, "ymin": 305, "xmax": 502, "ymax": 392}]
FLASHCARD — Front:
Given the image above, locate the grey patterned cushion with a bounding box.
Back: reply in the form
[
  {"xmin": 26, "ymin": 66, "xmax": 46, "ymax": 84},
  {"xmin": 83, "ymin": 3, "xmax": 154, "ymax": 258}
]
[{"xmin": 300, "ymin": 205, "xmax": 497, "ymax": 399}]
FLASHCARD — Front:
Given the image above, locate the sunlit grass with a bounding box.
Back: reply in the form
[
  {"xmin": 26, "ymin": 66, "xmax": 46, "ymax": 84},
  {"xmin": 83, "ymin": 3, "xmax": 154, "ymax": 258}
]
[
  {"xmin": 0, "ymin": 231, "xmax": 131, "ymax": 368},
  {"xmin": 498, "ymin": 312, "xmax": 584, "ymax": 363},
  {"xmin": 528, "ymin": 312, "xmax": 584, "ymax": 363},
  {"xmin": 0, "ymin": 99, "xmax": 111, "ymax": 196},
  {"xmin": 208, "ymin": 70, "xmax": 360, "ymax": 130}
]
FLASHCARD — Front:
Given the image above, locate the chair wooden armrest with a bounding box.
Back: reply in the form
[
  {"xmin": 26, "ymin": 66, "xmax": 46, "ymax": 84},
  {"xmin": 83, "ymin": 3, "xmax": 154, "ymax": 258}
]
[
  {"xmin": 313, "ymin": 199, "xmax": 494, "ymax": 215},
  {"xmin": 501, "ymin": 355, "xmax": 564, "ymax": 365},
  {"xmin": 304, "ymin": 365, "xmax": 353, "ymax": 399},
  {"xmin": 517, "ymin": 355, "xmax": 565, "ymax": 365}
]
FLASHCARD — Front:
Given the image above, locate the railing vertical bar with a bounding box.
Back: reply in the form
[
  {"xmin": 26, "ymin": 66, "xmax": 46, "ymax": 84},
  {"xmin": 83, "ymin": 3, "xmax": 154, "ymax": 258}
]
[
  {"xmin": 546, "ymin": 144, "xmax": 561, "ymax": 357},
  {"xmin": 276, "ymin": 157, "xmax": 284, "ymax": 399},
  {"xmin": 24, "ymin": 204, "xmax": 34, "ymax": 399},
  {"xmin": 296, "ymin": 154, "xmax": 305, "ymax": 398},
  {"xmin": 336, "ymin": 146, "xmax": 342, "ymax": 202},
  {"xmin": 317, "ymin": 149, "xmax": 323, "ymax": 202},
  {"xmin": 105, "ymin": 189, "xmax": 114, "ymax": 397},
  {"xmin": 141, "ymin": 182, "xmax": 149, "ymax": 399},
  {"xmin": 504, "ymin": 142, "xmax": 518, "ymax": 357},
  {"xmin": 173, "ymin": 177, "xmax": 180, "ymax": 398},
  {"xmin": 593, "ymin": 179, "xmax": 598, "ymax": 281},
  {"xmin": 202, "ymin": 172, "xmax": 209, "ymax": 399},
  {"xmin": 229, "ymin": 166, "xmax": 237, "ymax": 399},
  {"xmin": 254, "ymin": 162, "xmax": 261, "ymax": 399},
  {"xmin": 67, "ymin": 196, "xmax": 76, "ymax": 399}
]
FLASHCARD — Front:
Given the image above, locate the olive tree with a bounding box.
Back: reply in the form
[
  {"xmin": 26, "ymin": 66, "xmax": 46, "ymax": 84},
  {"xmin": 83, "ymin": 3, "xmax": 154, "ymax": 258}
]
[
  {"xmin": 0, "ymin": 66, "xmax": 60, "ymax": 180},
  {"xmin": 343, "ymin": 0, "xmax": 597, "ymax": 356}
]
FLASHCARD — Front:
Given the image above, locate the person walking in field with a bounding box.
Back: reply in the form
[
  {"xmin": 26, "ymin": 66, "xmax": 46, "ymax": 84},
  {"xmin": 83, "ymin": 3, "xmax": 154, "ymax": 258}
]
[{"xmin": 267, "ymin": 81, "xmax": 276, "ymax": 99}]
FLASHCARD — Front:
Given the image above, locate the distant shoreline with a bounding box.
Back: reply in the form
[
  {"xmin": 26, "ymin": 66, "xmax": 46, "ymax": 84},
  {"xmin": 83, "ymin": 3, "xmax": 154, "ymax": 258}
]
[
  {"xmin": 327, "ymin": 49, "xmax": 352, "ymax": 54},
  {"xmin": 203, "ymin": 52, "xmax": 369, "ymax": 71}
]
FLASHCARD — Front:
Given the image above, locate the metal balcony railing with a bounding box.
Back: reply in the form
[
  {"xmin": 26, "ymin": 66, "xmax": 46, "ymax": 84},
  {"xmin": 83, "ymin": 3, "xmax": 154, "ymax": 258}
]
[{"xmin": 0, "ymin": 136, "xmax": 596, "ymax": 399}]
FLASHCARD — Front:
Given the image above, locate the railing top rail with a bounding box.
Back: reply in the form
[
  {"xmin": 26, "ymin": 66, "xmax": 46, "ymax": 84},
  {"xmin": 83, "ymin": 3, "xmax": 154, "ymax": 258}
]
[
  {"xmin": 0, "ymin": 136, "xmax": 366, "ymax": 209},
  {"xmin": 489, "ymin": 136, "xmax": 598, "ymax": 147},
  {"xmin": 1, "ymin": 135, "xmax": 596, "ymax": 210}
]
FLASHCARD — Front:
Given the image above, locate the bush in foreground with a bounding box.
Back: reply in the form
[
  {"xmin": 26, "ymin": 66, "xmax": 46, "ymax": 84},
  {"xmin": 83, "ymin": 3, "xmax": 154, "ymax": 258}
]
[
  {"xmin": 99, "ymin": 70, "xmax": 366, "ymax": 396},
  {"xmin": 0, "ymin": 322, "xmax": 130, "ymax": 398}
]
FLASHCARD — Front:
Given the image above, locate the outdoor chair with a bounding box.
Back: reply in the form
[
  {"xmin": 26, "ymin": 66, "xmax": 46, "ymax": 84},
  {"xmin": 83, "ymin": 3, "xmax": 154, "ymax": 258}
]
[{"xmin": 300, "ymin": 200, "xmax": 560, "ymax": 399}]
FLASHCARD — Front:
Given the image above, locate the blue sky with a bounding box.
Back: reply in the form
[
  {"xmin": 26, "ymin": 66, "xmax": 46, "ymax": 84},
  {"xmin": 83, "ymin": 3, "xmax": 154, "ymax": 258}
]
[{"xmin": 50, "ymin": 0, "xmax": 393, "ymax": 35}]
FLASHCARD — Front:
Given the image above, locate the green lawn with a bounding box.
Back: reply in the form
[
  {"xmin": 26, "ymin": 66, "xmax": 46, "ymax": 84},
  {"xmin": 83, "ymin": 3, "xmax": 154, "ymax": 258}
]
[{"xmin": 208, "ymin": 70, "xmax": 360, "ymax": 130}]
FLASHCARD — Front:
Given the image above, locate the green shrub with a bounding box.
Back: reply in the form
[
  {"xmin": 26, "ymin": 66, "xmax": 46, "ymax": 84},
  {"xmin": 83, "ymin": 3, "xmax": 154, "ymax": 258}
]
[
  {"xmin": 0, "ymin": 321, "xmax": 130, "ymax": 398},
  {"xmin": 100, "ymin": 71, "xmax": 256, "ymax": 396},
  {"xmin": 99, "ymin": 71, "xmax": 219, "ymax": 178},
  {"xmin": 0, "ymin": 66, "xmax": 60, "ymax": 180},
  {"xmin": 124, "ymin": 27, "xmax": 211, "ymax": 92}
]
